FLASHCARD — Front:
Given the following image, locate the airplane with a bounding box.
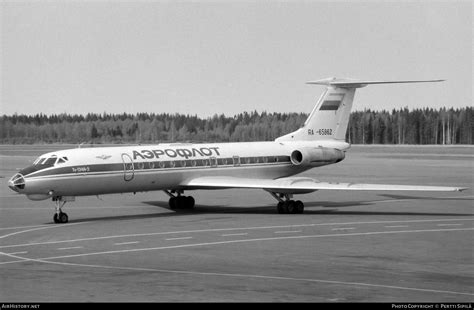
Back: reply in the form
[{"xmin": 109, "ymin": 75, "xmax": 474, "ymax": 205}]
[{"xmin": 8, "ymin": 77, "xmax": 466, "ymax": 224}]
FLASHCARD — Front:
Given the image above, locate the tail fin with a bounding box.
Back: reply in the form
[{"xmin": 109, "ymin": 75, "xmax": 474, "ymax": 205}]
[{"xmin": 276, "ymin": 78, "xmax": 444, "ymax": 142}]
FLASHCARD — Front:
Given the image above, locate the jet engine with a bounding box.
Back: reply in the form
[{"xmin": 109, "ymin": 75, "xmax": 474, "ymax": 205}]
[{"xmin": 290, "ymin": 147, "xmax": 345, "ymax": 166}]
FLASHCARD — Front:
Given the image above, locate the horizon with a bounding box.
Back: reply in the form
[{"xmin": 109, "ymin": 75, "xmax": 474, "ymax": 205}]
[{"xmin": 1, "ymin": 105, "xmax": 472, "ymax": 119}]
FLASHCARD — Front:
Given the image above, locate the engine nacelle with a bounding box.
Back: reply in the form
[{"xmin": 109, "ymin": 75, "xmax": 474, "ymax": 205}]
[{"xmin": 290, "ymin": 147, "xmax": 345, "ymax": 166}]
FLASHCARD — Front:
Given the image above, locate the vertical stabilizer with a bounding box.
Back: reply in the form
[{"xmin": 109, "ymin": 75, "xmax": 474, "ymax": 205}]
[{"xmin": 276, "ymin": 78, "xmax": 444, "ymax": 143}]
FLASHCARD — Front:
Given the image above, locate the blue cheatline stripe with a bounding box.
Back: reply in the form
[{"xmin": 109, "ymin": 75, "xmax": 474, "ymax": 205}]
[
  {"xmin": 27, "ymin": 163, "xmax": 295, "ymax": 180},
  {"xmin": 25, "ymin": 156, "xmax": 293, "ymax": 179}
]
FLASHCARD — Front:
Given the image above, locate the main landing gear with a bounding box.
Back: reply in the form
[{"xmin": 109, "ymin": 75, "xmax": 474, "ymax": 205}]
[
  {"xmin": 164, "ymin": 190, "xmax": 195, "ymax": 210},
  {"xmin": 52, "ymin": 196, "xmax": 69, "ymax": 224},
  {"xmin": 270, "ymin": 192, "xmax": 304, "ymax": 214}
]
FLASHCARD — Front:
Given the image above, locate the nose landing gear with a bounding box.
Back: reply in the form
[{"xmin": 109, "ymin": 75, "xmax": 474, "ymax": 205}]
[{"xmin": 52, "ymin": 196, "xmax": 74, "ymax": 223}]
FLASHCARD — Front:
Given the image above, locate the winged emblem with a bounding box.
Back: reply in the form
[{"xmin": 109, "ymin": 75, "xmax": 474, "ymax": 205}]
[{"xmin": 96, "ymin": 155, "xmax": 112, "ymax": 160}]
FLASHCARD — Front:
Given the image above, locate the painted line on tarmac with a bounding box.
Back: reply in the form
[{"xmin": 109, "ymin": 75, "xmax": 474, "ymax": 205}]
[
  {"xmin": 0, "ymin": 250, "xmax": 472, "ymax": 297},
  {"xmin": 57, "ymin": 246, "xmax": 83, "ymax": 251},
  {"xmin": 5, "ymin": 251, "xmax": 28, "ymax": 255},
  {"xmin": 4, "ymin": 227, "xmax": 469, "ymax": 263},
  {"xmin": 374, "ymin": 199, "xmax": 409, "ymax": 203},
  {"xmin": 165, "ymin": 237, "xmax": 193, "ymax": 241},
  {"xmin": 384, "ymin": 225, "xmax": 409, "ymax": 228},
  {"xmin": 442, "ymin": 195, "xmax": 474, "ymax": 199},
  {"xmin": 274, "ymin": 230, "xmax": 302, "ymax": 234},
  {"xmin": 0, "ymin": 222, "xmax": 89, "ymax": 240},
  {"xmin": 436, "ymin": 223, "xmax": 463, "ymax": 227},
  {"xmin": 1, "ymin": 218, "xmax": 472, "ymax": 249},
  {"xmin": 0, "ymin": 206, "xmax": 154, "ymax": 210},
  {"xmin": 114, "ymin": 241, "xmax": 140, "ymax": 246},
  {"xmin": 331, "ymin": 227, "xmax": 356, "ymax": 231},
  {"xmin": 0, "ymin": 224, "xmax": 51, "ymax": 231},
  {"xmin": 221, "ymin": 233, "xmax": 248, "ymax": 237}
]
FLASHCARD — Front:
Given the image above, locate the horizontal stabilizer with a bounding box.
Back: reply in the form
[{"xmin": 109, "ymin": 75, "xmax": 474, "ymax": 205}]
[
  {"xmin": 181, "ymin": 176, "xmax": 466, "ymax": 194},
  {"xmin": 306, "ymin": 78, "xmax": 445, "ymax": 89}
]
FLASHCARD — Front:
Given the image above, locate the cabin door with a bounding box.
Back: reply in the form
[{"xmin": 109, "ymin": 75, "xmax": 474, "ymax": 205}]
[{"xmin": 121, "ymin": 153, "xmax": 135, "ymax": 181}]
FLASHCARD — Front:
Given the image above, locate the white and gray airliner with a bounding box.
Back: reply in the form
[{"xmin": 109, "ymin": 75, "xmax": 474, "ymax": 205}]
[{"xmin": 8, "ymin": 78, "xmax": 466, "ymax": 223}]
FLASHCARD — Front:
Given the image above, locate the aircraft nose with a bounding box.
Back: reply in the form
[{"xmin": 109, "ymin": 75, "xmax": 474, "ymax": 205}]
[
  {"xmin": 8, "ymin": 173, "xmax": 25, "ymax": 193},
  {"xmin": 8, "ymin": 179, "xmax": 18, "ymax": 192}
]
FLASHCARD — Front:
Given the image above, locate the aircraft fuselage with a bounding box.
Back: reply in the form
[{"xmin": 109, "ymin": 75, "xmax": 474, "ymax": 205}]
[{"xmin": 9, "ymin": 140, "xmax": 348, "ymax": 200}]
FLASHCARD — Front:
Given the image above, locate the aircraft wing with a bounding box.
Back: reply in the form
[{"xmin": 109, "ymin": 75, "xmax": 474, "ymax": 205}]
[{"xmin": 180, "ymin": 176, "xmax": 466, "ymax": 193}]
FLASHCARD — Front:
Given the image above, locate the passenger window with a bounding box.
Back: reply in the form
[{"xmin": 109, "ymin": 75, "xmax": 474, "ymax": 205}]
[
  {"xmin": 233, "ymin": 156, "xmax": 240, "ymax": 166},
  {"xmin": 210, "ymin": 157, "xmax": 217, "ymax": 167}
]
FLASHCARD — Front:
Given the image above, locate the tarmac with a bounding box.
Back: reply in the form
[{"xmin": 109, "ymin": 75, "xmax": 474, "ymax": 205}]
[{"xmin": 0, "ymin": 145, "xmax": 472, "ymax": 302}]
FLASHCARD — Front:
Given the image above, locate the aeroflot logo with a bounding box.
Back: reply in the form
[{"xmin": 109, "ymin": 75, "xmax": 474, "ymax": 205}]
[{"xmin": 133, "ymin": 147, "xmax": 221, "ymax": 160}]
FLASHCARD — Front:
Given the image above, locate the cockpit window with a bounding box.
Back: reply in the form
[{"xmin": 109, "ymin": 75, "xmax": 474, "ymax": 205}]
[
  {"xmin": 57, "ymin": 157, "xmax": 68, "ymax": 164},
  {"xmin": 34, "ymin": 158, "xmax": 47, "ymax": 165},
  {"xmin": 34, "ymin": 155, "xmax": 58, "ymax": 167},
  {"xmin": 33, "ymin": 155, "xmax": 68, "ymax": 167},
  {"xmin": 33, "ymin": 157, "xmax": 42, "ymax": 165},
  {"xmin": 43, "ymin": 157, "xmax": 57, "ymax": 166}
]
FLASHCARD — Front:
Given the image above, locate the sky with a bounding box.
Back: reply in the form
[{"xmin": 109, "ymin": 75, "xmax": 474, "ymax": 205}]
[{"xmin": 1, "ymin": 0, "xmax": 472, "ymax": 117}]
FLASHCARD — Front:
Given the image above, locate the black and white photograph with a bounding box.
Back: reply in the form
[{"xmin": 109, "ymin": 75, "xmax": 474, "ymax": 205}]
[{"xmin": 0, "ymin": 0, "xmax": 472, "ymax": 304}]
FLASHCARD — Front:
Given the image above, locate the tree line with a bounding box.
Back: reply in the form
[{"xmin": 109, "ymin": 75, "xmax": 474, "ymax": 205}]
[{"xmin": 0, "ymin": 107, "xmax": 472, "ymax": 144}]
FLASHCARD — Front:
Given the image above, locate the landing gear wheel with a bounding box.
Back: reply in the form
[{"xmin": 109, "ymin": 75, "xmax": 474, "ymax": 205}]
[
  {"xmin": 185, "ymin": 196, "xmax": 195, "ymax": 209},
  {"xmin": 169, "ymin": 197, "xmax": 177, "ymax": 209},
  {"xmin": 54, "ymin": 212, "xmax": 68, "ymax": 224},
  {"xmin": 287, "ymin": 201, "xmax": 296, "ymax": 214},
  {"xmin": 169, "ymin": 196, "xmax": 195, "ymax": 210},
  {"xmin": 275, "ymin": 199, "xmax": 304, "ymax": 214},
  {"xmin": 59, "ymin": 212, "xmax": 69, "ymax": 223},
  {"xmin": 295, "ymin": 200, "xmax": 304, "ymax": 214},
  {"xmin": 277, "ymin": 202, "xmax": 285, "ymax": 214},
  {"xmin": 280, "ymin": 201, "xmax": 290, "ymax": 214}
]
